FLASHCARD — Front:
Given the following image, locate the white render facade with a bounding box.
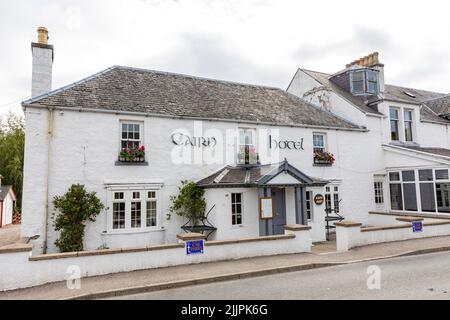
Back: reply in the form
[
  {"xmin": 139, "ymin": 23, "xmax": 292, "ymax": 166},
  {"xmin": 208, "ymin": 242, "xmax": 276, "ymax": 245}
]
[{"xmin": 21, "ymin": 33, "xmax": 450, "ymax": 254}]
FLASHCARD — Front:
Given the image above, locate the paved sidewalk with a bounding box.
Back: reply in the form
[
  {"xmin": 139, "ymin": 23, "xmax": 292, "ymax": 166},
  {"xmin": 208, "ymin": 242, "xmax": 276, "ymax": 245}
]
[{"xmin": 2, "ymin": 235, "xmax": 450, "ymax": 300}]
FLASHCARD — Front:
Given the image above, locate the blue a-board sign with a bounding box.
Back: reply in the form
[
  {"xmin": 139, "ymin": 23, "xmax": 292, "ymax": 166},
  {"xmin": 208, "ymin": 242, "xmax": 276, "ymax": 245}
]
[
  {"xmin": 186, "ymin": 240, "xmax": 204, "ymax": 255},
  {"xmin": 412, "ymin": 221, "xmax": 423, "ymax": 233}
]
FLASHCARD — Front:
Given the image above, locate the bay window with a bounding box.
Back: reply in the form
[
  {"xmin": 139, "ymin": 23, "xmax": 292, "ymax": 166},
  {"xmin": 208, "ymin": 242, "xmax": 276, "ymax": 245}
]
[
  {"xmin": 109, "ymin": 189, "xmax": 159, "ymax": 231},
  {"xmin": 389, "ymin": 168, "xmax": 450, "ymax": 214}
]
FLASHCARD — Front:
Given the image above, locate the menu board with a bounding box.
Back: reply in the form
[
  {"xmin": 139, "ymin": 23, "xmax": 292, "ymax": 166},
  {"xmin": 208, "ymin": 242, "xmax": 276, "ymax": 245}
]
[{"xmin": 259, "ymin": 197, "xmax": 274, "ymax": 220}]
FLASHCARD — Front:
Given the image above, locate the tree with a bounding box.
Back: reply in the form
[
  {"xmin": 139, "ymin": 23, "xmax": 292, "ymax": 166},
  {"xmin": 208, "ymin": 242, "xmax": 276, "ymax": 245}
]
[
  {"xmin": 0, "ymin": 112, "xmax": 25, "ymax": 210},
  {"xmin": 52, "ymin": 184, "xmax": 104, "ymax": 252},
  {"xmin": 169, "ymin": 180, "xmax": 206, "ymax": 226}
]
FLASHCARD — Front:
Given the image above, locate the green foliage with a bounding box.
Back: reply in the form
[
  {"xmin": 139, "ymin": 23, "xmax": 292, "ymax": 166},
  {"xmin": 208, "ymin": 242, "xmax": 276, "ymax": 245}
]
[
  {"xmin": 52, "ymin": 184, "xmax": 104, "ymax": 252},
  {"xmin": 0, "ymin": 112, "xmax": 25, "ymax": 209},
  {"xmin": 169, "ymin": 180, "xmax": 206, "ymax": 225}
]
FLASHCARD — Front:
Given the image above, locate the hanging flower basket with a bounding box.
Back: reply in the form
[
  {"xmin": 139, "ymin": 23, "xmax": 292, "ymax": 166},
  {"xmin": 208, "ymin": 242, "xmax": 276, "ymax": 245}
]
[
  {"xmin": 237, "ymin": 145, "xmax": 260, "ymax": 165},
  {"xmin": 313, "ymin": 150, "xmax": 335, "ymax": 165},
  {"xmin": 118, "ymin": 145, "xmax": 146, "ymax": 162}
]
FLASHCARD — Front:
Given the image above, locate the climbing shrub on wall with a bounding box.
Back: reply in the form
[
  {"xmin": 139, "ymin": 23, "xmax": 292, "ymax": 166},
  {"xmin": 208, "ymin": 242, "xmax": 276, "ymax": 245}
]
[
  {"xmin": 52, "ymin": 184, "xmax": 104, "ymax": 252},
  {"xmin": 169, "ymin": 180, "xmax": 206, "ymax": 226}
]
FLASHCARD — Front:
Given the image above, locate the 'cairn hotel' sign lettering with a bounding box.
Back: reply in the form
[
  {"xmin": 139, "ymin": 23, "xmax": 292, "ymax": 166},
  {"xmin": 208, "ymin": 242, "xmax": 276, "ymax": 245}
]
[
  {"xmin": 269, "ymin": 135, "xmax": 304, "ymax": 150},
  {"xmin": 171, "ymin": 133, "xmax": 217, "ymax": 148}
]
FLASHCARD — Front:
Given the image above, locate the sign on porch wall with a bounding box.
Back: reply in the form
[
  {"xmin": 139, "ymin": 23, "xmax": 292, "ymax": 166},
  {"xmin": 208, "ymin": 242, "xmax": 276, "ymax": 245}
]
[
  {"xmin": 314, "ymin": 194, "xmax": 324, "ymax": 205},
  {"xmin": 412, "ymin": 221, "xmax": 423, "ymax": 233},
  {"xmin": 259, "ymin": 197, "xmax": 274, "ymax": 220},
  {"xmin": 186, "ymin": 240, "xmax": 204, "ymax": 255}
]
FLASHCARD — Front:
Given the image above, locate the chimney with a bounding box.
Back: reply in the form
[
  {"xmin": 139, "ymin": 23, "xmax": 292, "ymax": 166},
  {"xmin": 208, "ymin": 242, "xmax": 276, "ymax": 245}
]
[
  {"xmin": 31, "ymin": 27, "xmax": 54, "ymax": 98},
  {"xmin": 345, "ymin": 52, "xmax": 385, "ymax": 93}
]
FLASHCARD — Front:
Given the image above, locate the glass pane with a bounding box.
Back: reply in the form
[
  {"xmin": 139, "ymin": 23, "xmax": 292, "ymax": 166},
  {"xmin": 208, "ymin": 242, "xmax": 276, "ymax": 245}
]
[
  {"xmin": 436, "ymin": 183, "xmax": 450, "ymax": 213},
  {"xmin": 419, "ymin": 169, "xmax": 433, "ymax": 181},
  {"xmin": 148, "ymin": 191, "xmax": 156, "ymax": 199},
  {"xmin": 390, "ymin": 184, "xmax": 403, "ymax": 210},
  {"xmin": 403, "ymin": 184, "xmax": 417, "ymax": 211},
  {"xmin": 420, "ymin": 183, "xmax": 436, "ymax": 212},
  {"xmin": 405, "ymin": 122, "xmax": 413, "ymax": 141},
  {"xmin": 389, "ymin": 172, "xmax": 400, "ymax": 182},
  {"xmin": 390, "ymin": 108, "xmax": 398, "ymax": 120},
  {"xmin": 436, "ymin": 170, "xmax": 449, "ymax": 180},
  {"xmin": 122, "ymin": 123, "xmax": 127, "ymax": 132},
  {"xmin": 402, "ymin": 171, "xmax": 415, "ymax": 182},
  {"xmin": 390, "ymin": 120, "xmax": 399, "ymax": 140},
  {"xmin": 131, "ymin": 202, "xmax": 141, "ymax": 228},
  {"xmin": 404, "ymin": 110, "xmax": 412, "ymax": 121},
  {"xmin": 353, "ymin": 71, "xmax": 364, "ymax": 81},
  {"xmin": 313, "ymin": 134, "xmax": 324, "ymax": 148},
  {"xmin": 353, "ymin": 80, "xmax": 364, "ymax": 92}
]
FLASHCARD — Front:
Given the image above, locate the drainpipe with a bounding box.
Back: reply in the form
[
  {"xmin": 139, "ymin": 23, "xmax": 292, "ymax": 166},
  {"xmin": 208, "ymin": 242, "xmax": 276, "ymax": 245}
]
[{"xmin": 42, "ymin": 107, "xmax": 54, "ymax": 254}]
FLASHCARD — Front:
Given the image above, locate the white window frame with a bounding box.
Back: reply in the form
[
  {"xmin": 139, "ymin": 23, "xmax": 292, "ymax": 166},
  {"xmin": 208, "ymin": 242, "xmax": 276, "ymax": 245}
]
[
  {"xmin": 107, "ymin": 187, "xmax": 161, "ymax": 233},
  {"xmin": 119, "ymin": 120, "xmax": 144, "ymax": 151},
  {"xmin": 305, "ymin": 191, "xmax": 313, "ymax": 221},
  {"xmin": 374, "ymin": 181, "xmax": 384, "ymax": 205},
  {"xmin": 238, "ymin": 127, "xmax": 257, "ymax": 165},
  {"xmin": 389, "ymin": 106, "xmax": 416, "ymax": 143},
  {"xmin": 313, "ymin": 132, "xmax": 327, "ymax": 152},
  {"xmin": 403, "ymin": 109, "xmax": 414, "ymax": 142},
  {"xmin": 231, "ymin": 192, "xmax": 244, "ymax": 226},
  {"xmin": 388, "ymin": 168, "xmax": 450, "ymax": 214},
  {"xmin": 325, "ymin": 184, "xmax": 340, "ymax": 214}
]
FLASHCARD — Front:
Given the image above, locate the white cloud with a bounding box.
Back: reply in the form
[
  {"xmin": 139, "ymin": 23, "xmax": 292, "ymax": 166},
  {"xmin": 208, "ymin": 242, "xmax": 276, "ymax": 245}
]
[{"xmin": 1, "ymin": 0, "xmax": 450, "ymax": 116}]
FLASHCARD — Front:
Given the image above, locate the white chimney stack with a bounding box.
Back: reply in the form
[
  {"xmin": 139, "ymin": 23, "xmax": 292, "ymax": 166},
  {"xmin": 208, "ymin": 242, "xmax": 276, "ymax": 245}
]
[{"xmin": 31, "ymin": 27, "xmax": 54, "ymax": 98}]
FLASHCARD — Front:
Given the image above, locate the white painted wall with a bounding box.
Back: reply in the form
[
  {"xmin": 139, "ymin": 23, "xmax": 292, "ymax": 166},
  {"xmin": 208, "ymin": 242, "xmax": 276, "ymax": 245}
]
[
  {"xmin": 336, "ymin": 219, "xmax": 450, "ymax": 251},
  {"xmin": 0, "ymin": 227, "xmax": 312, "ymax": 291},
  {"xmin": 21, "ymin": 105, "xmax": 392, "ymax": 253}
]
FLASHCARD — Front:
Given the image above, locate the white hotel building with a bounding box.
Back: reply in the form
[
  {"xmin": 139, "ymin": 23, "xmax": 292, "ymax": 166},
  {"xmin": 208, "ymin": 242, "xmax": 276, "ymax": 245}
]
[{"xmin": 22, "ymin": 29, "xmax": 450, "ymax": 254}]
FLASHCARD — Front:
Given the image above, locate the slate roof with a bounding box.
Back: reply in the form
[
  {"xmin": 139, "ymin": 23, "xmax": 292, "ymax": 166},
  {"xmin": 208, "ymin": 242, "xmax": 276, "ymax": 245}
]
[
  {"xmin": 197, "ymin": 161, "xmax": 327, "ymax": 188},
  {"xmin": 298, "ymin": 69, "xmax": 382, "ymax": 116},
  {"xmin": 22, "ymin": 66, "xmax": 362, "ymax": 131},
  {"xmin": 0, "ymin": 186, "xmax": 12, "ymax": 201},
  {"xmin": 423, "ymin": 95, "xmax": 450, "ymax": 116},
  {"xmin": 384, "ymin": 84, "xmax": 446, "ymax": 105},
  {"xmin": 401, "ymin": 146, "xmax": 450, "ymax": 159},
  {"xmin": 298, "ymin": 68, "xmax": 450, "ymax": 124}
]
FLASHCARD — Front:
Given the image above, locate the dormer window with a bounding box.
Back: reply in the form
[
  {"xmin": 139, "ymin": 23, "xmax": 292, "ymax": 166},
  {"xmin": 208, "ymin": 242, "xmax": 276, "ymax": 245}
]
[{"xmin": 350, "ymin": 69, "xmax": 379, "ymax": 95}]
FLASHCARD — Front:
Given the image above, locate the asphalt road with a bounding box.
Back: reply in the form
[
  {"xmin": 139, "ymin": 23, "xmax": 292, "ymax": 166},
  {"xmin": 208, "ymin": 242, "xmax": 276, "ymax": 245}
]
[{"xmin": 112, "ymin": 251, "xmax": 450, "ymax": 300}]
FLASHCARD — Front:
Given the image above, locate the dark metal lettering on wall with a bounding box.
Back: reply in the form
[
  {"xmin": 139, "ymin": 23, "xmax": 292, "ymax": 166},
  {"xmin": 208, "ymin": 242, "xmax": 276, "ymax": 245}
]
[{"xmin": 269, "ymin": 135, "xmax": 304, "ymax": 150}]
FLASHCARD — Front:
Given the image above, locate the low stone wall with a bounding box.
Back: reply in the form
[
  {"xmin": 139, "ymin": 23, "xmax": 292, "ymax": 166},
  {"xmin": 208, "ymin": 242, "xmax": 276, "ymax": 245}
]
[
  {"xmin": 336, "ymin": 217, "xmax": 450, "ymax": 252},
  {"xmin": 0, "ymin": 224, "xmax": 312, "ymax": 291}
]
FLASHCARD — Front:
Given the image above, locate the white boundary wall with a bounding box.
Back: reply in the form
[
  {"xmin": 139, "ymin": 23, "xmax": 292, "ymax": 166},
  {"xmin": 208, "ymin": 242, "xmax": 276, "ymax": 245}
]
[
  {"xmin": 336, "ymin": 218, "xmax": 450, "ymax": 252},
  {"xmin": 0, "ymin": 226, "xmax": 311, "ymax": 291}
]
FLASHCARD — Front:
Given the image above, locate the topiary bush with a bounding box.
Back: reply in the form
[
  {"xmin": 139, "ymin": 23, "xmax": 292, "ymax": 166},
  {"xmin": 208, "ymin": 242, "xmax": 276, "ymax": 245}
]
[{"xmin": 52, "ymin": 184, "xmax": 104, "ymax": 252}]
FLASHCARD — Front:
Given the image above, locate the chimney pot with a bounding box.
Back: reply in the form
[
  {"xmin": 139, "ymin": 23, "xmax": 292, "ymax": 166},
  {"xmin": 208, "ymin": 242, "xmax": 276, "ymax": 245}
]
[
  {"xmin": 37, "ymin": 26, "xmax": 49, "ymax": 45},
  {"xmin": 372, "ymin": 52, "xmax": 379, "ymax": 64}
]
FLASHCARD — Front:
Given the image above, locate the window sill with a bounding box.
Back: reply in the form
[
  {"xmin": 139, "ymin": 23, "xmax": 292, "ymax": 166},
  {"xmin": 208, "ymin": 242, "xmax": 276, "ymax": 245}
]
[
  {"xmin": 102, "ymin": 227, "xmax": 165, "ymax": 235},
  {"xmin": 313, "ymin": 163, "xmax": 333, "ymax": 167},
  {"xmin": 115, "ymin": 161, "xmax": 149, "ymax": 166}
]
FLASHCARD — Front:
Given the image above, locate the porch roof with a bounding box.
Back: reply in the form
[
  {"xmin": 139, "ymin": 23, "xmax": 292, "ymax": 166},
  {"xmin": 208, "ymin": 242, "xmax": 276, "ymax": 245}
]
[{"xmin": 197, "ymin": 160, "xmax": 328, "ymax": 188}]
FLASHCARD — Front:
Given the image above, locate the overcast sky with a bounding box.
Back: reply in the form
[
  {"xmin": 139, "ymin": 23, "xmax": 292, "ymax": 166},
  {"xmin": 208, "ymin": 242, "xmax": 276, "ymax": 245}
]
[{"xmin": 1, "ymin": 0, "xmax": 450, "ymax": 116}]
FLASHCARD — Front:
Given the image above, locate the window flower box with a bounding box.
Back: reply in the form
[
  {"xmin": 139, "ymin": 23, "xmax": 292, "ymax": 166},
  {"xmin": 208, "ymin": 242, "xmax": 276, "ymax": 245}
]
[
  {"xmin": 313, "ymin": 150, "xmax": 335, "ymax": 166},
  {"xmin": 237, "ymin": 145, "xmax": 260, "ymax": 165},
  {"xmin": 118, "ymin": 146, "xmax": 146, "ymax": 163}
]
